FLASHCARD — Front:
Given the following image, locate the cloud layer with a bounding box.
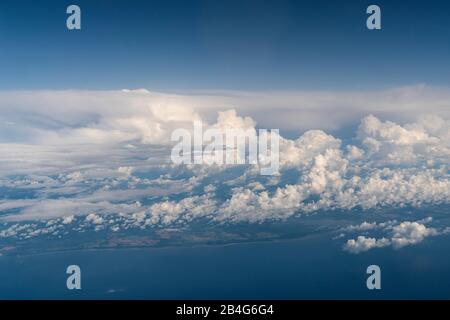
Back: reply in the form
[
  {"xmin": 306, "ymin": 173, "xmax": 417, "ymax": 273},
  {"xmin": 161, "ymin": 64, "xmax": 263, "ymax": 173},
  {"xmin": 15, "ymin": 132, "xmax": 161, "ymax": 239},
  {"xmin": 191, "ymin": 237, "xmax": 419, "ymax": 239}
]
[
  {"xmin": 0, "ymin": 87, "xmax": 449, "ymax": 243},
  {"xmin": 1, "ymin": 85, "xmax": 450, "ymax": 144}
]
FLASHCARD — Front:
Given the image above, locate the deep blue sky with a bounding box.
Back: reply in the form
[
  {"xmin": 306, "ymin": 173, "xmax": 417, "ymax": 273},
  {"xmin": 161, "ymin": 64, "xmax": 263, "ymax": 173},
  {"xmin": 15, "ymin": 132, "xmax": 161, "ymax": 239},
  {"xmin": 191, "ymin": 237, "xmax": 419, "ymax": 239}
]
[{"xmin": 0, "ymin": 0, "xmax": 449, "ymax": 90}]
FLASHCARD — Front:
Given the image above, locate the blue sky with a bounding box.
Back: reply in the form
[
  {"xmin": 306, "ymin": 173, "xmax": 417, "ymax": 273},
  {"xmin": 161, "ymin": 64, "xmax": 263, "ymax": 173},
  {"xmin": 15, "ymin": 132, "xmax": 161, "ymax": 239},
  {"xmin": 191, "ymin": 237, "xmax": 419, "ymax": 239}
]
[{"xmin": 1, "ymin": 0, "xmax": 450, "ymax": 90}]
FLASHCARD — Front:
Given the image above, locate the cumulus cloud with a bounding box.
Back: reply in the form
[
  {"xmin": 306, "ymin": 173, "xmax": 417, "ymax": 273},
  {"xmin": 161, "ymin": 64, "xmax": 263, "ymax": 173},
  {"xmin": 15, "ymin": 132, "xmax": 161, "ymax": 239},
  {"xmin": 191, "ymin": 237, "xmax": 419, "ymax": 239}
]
[
  {"xmin": 343, "ymin": 221, "xmax": 380, "ymax": 232},
  {"xmin": 0, "ymin": 87, "xmax": 449, "ymax": 240},
  {"xmin": 344, "ymin": 236, "xmax": 391, "ymax": 254},
  {"xmin": 390, "ymin": 221, "xmax": 439, "ymax": 248},
  {"xmin": 358, "ymin": 114, "xmax": 450, "ymax": 165},
  {"xmin": 1, "ymin": 112, "xmax": 449, "ymax": 224},
  {"xmin": 343, "ymin": 218, "xmax": 444, "ymax": 254}
]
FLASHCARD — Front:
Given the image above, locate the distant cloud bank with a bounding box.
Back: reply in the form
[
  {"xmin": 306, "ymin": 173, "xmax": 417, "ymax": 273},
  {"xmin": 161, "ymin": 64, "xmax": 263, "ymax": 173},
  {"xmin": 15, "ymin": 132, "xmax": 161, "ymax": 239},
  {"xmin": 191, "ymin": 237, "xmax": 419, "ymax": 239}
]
[{"xmin": 0, "ymin": 86, "xmax": 449, "ymax": 251}]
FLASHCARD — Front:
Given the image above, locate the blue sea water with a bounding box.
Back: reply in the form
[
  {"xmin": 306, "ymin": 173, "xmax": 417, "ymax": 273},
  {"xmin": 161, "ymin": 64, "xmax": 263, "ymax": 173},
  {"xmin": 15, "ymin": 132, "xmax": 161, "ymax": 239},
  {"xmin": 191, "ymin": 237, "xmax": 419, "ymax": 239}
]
[{"xmin": 1, "ymin": 229, "xmax": 449, "ymax": 299}]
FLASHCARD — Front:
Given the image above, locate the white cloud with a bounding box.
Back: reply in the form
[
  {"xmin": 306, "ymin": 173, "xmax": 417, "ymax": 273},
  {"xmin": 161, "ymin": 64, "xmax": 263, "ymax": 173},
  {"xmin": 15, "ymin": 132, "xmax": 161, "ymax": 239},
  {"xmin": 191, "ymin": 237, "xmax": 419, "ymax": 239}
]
[
  {"xmin": 344, "ymin": 221, "xmax": 379, "ymax": 231},
  {"xmin": 1, "ymin": 112, "xmax": 449, "ymax": 225},
  {"xmin": 0, "ymin": 87, "xmax": 449, "ymax": 235},
  {"xmin": 343, "ymin": 217, "xmax": 443, "ymax": 254},
  {"xmin": 62, "ymin": 215, "xmax": 75, "ymax": 224},
  {"xmin": 391, "ymin": 221, "xmax": 438, "ymax": 248},
  {"xmin": 85, "ymin": 213, "xmax": 104, "ymax": 225},
  {"xmin": 344, "ymin": 236, "xmax": 391, "ymax": 254},
  {"xmin": 1, "ymin": 85, "xmax": 450, "ymax": 144}
]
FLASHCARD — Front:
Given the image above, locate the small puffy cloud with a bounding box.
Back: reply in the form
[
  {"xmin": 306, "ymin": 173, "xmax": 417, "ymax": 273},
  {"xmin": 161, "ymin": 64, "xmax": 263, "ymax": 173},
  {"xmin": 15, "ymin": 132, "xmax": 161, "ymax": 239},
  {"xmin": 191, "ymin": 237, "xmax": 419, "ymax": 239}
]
[
  {"xmin": 118, "ymin": 167, "xmax": 133, "ymax": 175},
  {"xmin": 343, "ymin": 218, "xmax": 443, "ymax": 254},
  {"xmin": 203, "ymin": 184, "xmax": 217, "ymax": 193},
  {"xmin": 148, "ymin": 194, "xmax": 217, "ymax": 226},
  {"xmin": 344, "ymin": 221, "xmax": 379, "ymax": 232},
  {"xmin": 212, "ymin": 109, "xmax": 256, "ymax": 131},
  {"xmin": 344, "ymin": 236, "xmax": 391, "ymax": 254},
  {"xmin": 391, "ymin": 221, "xmax": 438, "ymax": 248},
  {"xmin": 62, "ymin": 215, "xmax": 75, "ymax": 224},
  {"xmin": 85, "ymin": 213, "xmax": 104, "ymax": 225},
  {"xmin": 346, "ymin": 145, "xmax": 364, "ymax": 160}
]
